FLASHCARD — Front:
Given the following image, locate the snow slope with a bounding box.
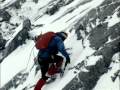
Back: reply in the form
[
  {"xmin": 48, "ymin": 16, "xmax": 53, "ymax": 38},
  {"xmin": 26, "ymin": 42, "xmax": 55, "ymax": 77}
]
[
  {"xmin": 93, "ymin": 53, "xmax": 120, "ymax": 90},
  {"xmin": 0, "ymin": 0, "xmax": 120, "ymax": 90}
]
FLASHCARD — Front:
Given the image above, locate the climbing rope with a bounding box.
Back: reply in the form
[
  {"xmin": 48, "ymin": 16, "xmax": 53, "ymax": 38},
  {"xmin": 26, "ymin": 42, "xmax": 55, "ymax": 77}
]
[{"xmin": 25, "ymin": 45, "xmax": 36, "ymax": 72}]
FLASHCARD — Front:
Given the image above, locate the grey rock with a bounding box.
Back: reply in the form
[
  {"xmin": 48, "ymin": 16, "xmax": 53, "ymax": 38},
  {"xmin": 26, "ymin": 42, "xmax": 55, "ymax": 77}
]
[{"xmin": 0, "ymin": 9, "xmax": 11, "ymax": 22}]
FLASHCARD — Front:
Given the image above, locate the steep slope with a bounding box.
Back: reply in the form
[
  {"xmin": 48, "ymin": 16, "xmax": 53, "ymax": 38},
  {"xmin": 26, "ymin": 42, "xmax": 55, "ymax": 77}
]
[
  {"xmin": 63, "ymin": 0, "xmax": 120, "ymax": 90},
  {"xmin": 0, "ymin": 0, "xmax": 120, "ymax": 90}
]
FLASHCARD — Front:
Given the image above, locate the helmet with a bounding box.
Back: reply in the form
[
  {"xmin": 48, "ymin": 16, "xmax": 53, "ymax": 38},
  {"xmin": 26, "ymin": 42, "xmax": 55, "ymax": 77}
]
[
  {"xmin": 60, "ymin": 32, "xmax": 68, "ymax": 39},
  {"xmin": 56, "ymin": 32, "xmax": 68, "ymax": 41}
]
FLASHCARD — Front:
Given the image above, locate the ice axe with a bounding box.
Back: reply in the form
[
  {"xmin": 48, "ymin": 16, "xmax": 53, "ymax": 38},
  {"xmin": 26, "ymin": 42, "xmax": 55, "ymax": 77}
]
[
  {"xmin": 64, "ymin": 61, "xmax": 68, "ymax": 70},
  {"xmin": 58, "ymin": 61, "xmax": 68, "ymax": 77},
  {"xmin": 63, "ymin": 61, "xmax": 70, "ymax": 71}
]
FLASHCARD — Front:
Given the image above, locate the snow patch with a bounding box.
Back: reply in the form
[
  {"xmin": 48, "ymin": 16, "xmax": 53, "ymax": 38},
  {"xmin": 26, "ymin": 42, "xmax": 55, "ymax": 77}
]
[{"xmin": 108, "ymin": 11, "xmax": 120, "ymax": 27}]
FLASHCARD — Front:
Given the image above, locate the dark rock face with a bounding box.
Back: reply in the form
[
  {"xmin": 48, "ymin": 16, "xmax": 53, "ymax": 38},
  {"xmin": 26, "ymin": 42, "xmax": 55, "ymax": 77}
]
[
  {"xmin": 98, "ymin": 2, "xmax": 120, "ymax": 22},
  {"xmin": 5, "ymin": 19, "xmax": 31, "ymax": 55},
  {"xmin": 88, "ymin": 23, "xmax": 108, "ymax": 50},
  {"xmin": 0, "ymin": 19, "xmax": 31, "ymax": 87},
  {"xmin": 12, "ymin": 1, "xmax": 21, "ymax": 9},
  {"xmin": 80, "ymin": 1, "xmax": 120, "ymax": 27},
  {"xmin": 88, "ymin": 22, "xmax": 120, "ymax": 50},
  {"xmin": 45, "ymin": 0, "xmax": 74, "ymax": 15},
  {"xmin": 65, "ymin": 0, "xmax": 74, "ymax": 5},
  {"xmin": 45, "ymin": 0, "xmax": 92, "ymax": 16},
  {"xmin": 81, "ymin": 38, "xmax": 120, "ymax": 90},
  {"xmin": 0, "ymin": 71, "xmax": 29, "ymax": 90},
  {"xmin": 0, "ymin": 39, "xmax": 6, "ymax": 50},
  {"xmin": 0, "ymin": 0, "xmax": 5, "ymax": 2},
  {"xmin": 108, "ymin": 22, "xmax": 120, "ymax": 39},
  {"xmin": 46, "ymin": 4, "xmax": 60, "ymax": 15},
  {"xmin": 63, "ymin": 0, "xmax": 120, "ymax": 90},
  {"xmin": 63, "ymin": 38, "xmax": 120, "ymax": 90},
  {"xmin": 5, "ymin": 27, "xmax": 29, "ymax": 55},
  {"xmin": 75, "ymin": 23, "xmax": 86, "ymax": 40},
  {"xmin": 33, "ymin": 0, "xmax": 38, "ymax": 3},
  {"xmin": 63, "ymin": 76, "xmax": 84, "ymax": 90},
  {"xmin": 0, "ymin": 33, "xmax": 6, "ymax": 50},
  {"xmin": 1, "ymin": 0, "xmax": 120, "ymax": 90},
  {"xmin": 0, "ymin": 19, "xmax": 31, "ymax": 63},
  {"xmin": 117, "ymin": 7, "xmax": 120, "ymax": 17},
  {"xmin": 8, "ymin": 0, "xmax": 26, "ymax": 9},
  {"xmin": 0, "ymin": 9, "xmax": 11, "ymax": 22},
  {"xmin": 23, "ymin": 18, "xmax": 32, "ymax": 30}
]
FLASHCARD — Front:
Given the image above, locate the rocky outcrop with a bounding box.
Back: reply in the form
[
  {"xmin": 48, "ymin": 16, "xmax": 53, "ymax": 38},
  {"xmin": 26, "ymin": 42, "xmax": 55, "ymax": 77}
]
[
  {"xmin": 0, "ymin": 19, "xmax": 31, "ymax": 63},
  {"xmin": 9, "ymin": 0, "xmax": 26, "ymax": 9},
  {"xmin": 63, "ymin": 0, "xmax": 120, "ymax": 90},
  {"xmin": 0, "ymin": 71, "xmax": 29, "ymax": 90},
  {"xmin": 0, "ymin": 33, "xmax": 6, "ymax": 50},
  {"xmin": 1, "ymin": 0, "xmax": 120, "ymax": 90},
  {"xmin": 45, "ymin": 0, "xmax": 75, "ymax": 15},
  {"xmin": 3, "ymin": 0, "xmax": 26, "ymax": 10},
  {"xmin": 33, "ymin": 0, "xmax": 38, "ymax": 3},
  {"xmin": 0, "ymin": 9, "xmax": 11, "ymax": 22},
  {"xmin": 63, "ymin": 32, "xmax": 120, "ymax": 90}
]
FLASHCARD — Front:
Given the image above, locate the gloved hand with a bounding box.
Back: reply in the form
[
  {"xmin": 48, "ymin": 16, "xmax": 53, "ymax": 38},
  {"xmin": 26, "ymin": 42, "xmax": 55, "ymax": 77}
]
[{"xmin": 65, "ymin": 57, "xmax": 70, "ymax": 67}]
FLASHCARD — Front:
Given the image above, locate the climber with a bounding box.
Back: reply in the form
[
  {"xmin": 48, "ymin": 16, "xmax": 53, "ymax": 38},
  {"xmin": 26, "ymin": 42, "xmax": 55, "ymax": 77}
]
[{"xmin": 34, "ymin": 31, "xmax": 70, "ymax": 90}]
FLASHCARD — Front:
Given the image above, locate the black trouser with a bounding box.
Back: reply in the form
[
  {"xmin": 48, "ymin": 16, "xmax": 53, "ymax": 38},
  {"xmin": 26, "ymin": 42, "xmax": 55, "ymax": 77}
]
[{"xmin": 38, "ymin": 55, "xmax": 63, "ymax": 80}]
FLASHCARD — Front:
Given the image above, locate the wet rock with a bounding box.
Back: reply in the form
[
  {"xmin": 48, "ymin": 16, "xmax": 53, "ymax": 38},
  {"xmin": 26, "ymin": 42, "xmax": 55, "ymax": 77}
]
[
  {"xmin": 98, "ymin": 2, "xmax": 120, "ymax": 22},
  {"xmin": 63, "ymin": 1, "xmax": 120, "ymax": 90},
  {"xmin": 0, "ymin": 19, "xmax": 31, "ymax": 63},
  {"xmin": 0, "ymin": 33, "xmax": 6, "ymax": 50},
  {"xmin": 0, "ymin": 71, "xmax": 29, "ymax": 90},
  {"xmin": 0, "ymin": 9, "xmax": 11, "ymax": 22},
  {"xmin": 88, "ymin": 23, "xmax": 108, "ymax": 50},
  {"xmin": 45, "ymin": 0, "xmax": 65, "ymax": 15},
  {"xmin": 33, "ymin": 0, "xmax": 38, "ymax": 3},
  {"xmin": 46, "ymin": 4, "xmax": 59, "ymax": 15}
]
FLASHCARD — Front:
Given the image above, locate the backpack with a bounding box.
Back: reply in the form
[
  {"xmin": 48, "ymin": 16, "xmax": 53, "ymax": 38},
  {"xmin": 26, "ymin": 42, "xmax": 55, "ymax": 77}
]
[{"xmin": 35, "ymin": 32, "xmax": 56, "ymax": 49}]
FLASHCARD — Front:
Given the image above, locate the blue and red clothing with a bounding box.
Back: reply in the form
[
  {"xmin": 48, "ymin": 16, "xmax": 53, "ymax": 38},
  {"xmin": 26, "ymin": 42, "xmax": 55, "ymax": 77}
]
[
  {"xmin": 34, "ymin": 32, "xmax": 70, "ymax": 90},
  {"xmin": 38, "ymin": 34, "xmax": 69, "ymax": 60}
]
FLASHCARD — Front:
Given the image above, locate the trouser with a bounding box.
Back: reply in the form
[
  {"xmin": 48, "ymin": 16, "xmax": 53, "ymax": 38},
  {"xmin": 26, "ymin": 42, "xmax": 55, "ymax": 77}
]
[{"xmin": 38, "ymin": 55, "xmax": 63, "ymax": 80}]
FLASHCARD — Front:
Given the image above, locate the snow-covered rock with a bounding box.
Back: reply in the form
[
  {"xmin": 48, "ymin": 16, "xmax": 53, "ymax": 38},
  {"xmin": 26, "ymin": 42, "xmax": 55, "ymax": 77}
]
[{"xmin": 0, "ymin": 0, "xmax": 120, "ymax": 90}]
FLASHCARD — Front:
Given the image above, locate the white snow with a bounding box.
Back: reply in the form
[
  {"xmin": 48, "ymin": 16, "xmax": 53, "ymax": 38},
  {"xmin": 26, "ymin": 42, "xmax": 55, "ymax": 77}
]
[
  {"xmin": 1, "ymin": 40, "xmax": 35, "ymax": 87},
  {"xmin": 1, "ymin": 0, "xmax": 119, "ymax": 90},
  {"xmin": 108, "ymin": 11, "xmax": 120, "ymax": 27},
  {"xmin": 93, "ymin": 53, "xmax": 120, "ymax": 90},
  {"xmin": 5, "ymin": 24, "xmax": 23, "ymax": 47},
  {"xmin": 86, "ymin": 55, "xmax": 103, "ymax": 66},
  {"xmin": 0, "ymin": 0, "xmax": 17, "ymax": 9}
]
